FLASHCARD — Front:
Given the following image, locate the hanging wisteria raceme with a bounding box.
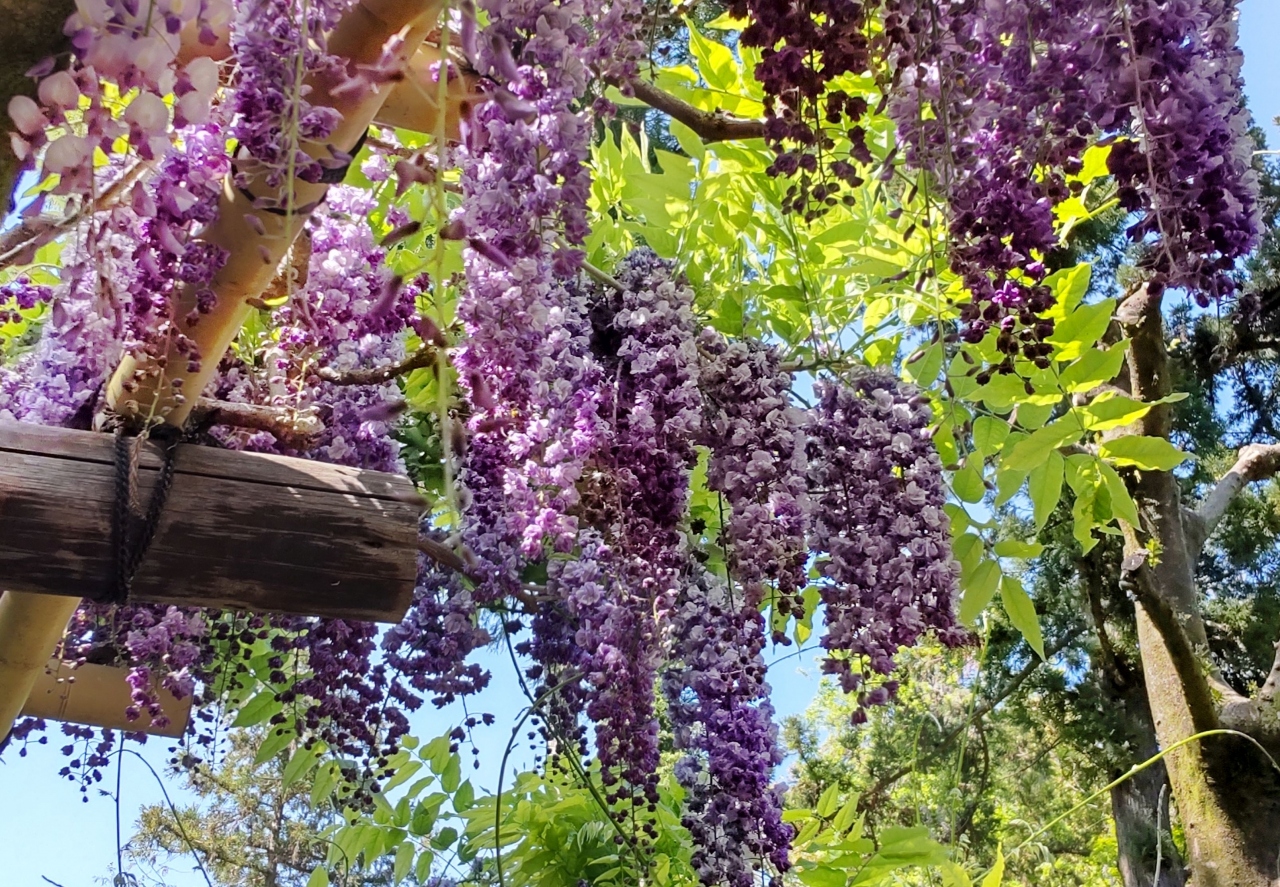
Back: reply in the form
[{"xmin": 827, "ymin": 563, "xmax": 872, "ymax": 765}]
[
  {"xmin": 806, "ymin": 375, "xmax": 965, "ymax": 721},
  {"xmin": 696, "ymin": 331, "xmax": 809, "ymax": 625},
  {"xmin": 1101, "ymin": 0, "xmax": 1259, "ymax": 304},
  {"xmin": 229, "ymin": 0, "xmax": 354, "ymax": 190},
  {"xmin": 733, "ymin": 0, "xmax": 1259, "ymax": 354},
  {"xmin": 568, "ymin": 249, "xmax": 702, "ymax": 806},
  {"xmin": 664, "ymin": 566, "xmax": 791, "ymax": 887}
]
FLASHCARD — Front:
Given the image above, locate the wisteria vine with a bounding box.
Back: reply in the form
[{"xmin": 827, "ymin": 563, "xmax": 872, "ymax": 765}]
[{"xmin": 0, "ymin": 0, "xmax": 1258, "ymax": 883}]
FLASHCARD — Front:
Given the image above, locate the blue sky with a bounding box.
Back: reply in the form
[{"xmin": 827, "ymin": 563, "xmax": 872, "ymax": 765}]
[{"xmin": 5, "ymin": 3, "xmax": 1280, "ymax": 884}]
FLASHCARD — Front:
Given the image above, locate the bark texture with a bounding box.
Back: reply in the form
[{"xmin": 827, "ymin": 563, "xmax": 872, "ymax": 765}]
[{"xmin": 1116, "ymin": 287, "xmax": 1280, "ymax": 887}]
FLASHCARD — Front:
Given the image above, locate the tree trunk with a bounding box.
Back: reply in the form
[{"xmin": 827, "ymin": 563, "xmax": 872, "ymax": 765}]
[
  {"xmin": 1117, "ymin": 288, "xmax": 1280, "ymax": 887},
  {"xmin": 1108, "ymin": 676, "xmax": 1186, "ymax": 887}
]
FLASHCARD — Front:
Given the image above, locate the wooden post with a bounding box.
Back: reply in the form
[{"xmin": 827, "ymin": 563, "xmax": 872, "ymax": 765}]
[{"xmin": 0, "ymin": 421, "xmax": 423, "ymax": 621}]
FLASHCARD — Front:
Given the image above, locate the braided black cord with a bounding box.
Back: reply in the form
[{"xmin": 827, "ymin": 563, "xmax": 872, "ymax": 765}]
[{"xmin": 101, "ymin": 427, "xmax": 183, "ymax": 605}]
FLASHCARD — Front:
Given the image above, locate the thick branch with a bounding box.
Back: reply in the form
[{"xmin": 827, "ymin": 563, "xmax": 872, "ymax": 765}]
[
  {"xmin": 625, "ymin": 78, "xmax": 765, "ymax": 143},
  {"xmin": 1194, "ymin": 443, "xmax": 1280, "ymax": 546},
  {"xmin": 189, "ymin": 398, "xmax": 323, "ymax": 447},
  {"xmin": 315, "ymin": 346, "xmax": 436, "ymax": 385},
  {"xmin": 1124, "ymin": 558, "xmax": 1221, "ymax": 736}
]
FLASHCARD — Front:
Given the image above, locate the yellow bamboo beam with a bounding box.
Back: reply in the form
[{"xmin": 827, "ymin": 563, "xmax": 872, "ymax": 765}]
[{"xmin": 0, "ymin": 593, "xmax": 79, "ymax": 742}]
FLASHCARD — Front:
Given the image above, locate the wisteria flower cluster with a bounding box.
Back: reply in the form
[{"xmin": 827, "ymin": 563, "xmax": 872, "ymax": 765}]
[
  {"xmin": 806, "ymin": 375, "xmax": 966, "ymax": 716},
  {"xmin": 0, "ymin": 0, "xmax": 981, "ymax": 881},
  {"xmin": 735, "ymin": 0, "xmax": 1259, "ymax": 354}
]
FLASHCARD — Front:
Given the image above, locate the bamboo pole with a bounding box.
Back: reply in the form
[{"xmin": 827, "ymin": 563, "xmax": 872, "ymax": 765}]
[
  {"xmin": 107, "ymin": 0, "xmax": 453, "ymax": 428},
  {"xmin": 0, "ymin": 593, "xmax": 79, "ymax": 742},
  {"xmin": 1, "ymin": 0, "xmax": 457, "ymax": 746}
]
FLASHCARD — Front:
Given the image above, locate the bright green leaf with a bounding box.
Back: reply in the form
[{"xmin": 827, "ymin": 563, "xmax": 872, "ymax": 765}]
[
  {"xmin": 973, "ymin": 416, "xmax": 1010, "ymax": 457},
  {"xmin": 981, "ymin": 847, "xmax": 1006, "ymax": 887},
  {"xmin": 1099, "ymin": 461, "xmax": 1140, "ymax": 526},
  {"xmin": 232, "ymin": 690, "xmax": 281, "ymax": 728},
  {"xmin": 254, "ymin": 725, "xmax": 297, "ymax": 766},
  {"xmin": 1099, "ymin": 436, "xmax": 1190, "ymax": 471},
  {"xmin": 306, "ymin": 866, "xmax": 329, "ymax": 887},
  {"xmin": 393, "ymin": 842, "xmax": 415, "ymax": 885},
  {"xmin": 1028, "ymin": 451, "xmax": 1065, "ymax": 531},
  {"xmin": 1059, "ymin": 342, "xmax": 1128, "ymax": 393},
  {"xmin": 1003, "ymin": 419, "xmax": 1081, "ymax": 472},
  {"xmin": 1048, "ymin": 299, "xmax": 1115, "ymax": 361},
  {"xmin": 1000, "ymin": 576, "xmax": 1045, "ymax": 660},
  {"xmin": 960, "ymin": 559, "xmax": 1001, "ymax": 625},
  {"xmin": 952, "ymin": 462, "xmax": 986, "ymax": 503},
  {"xmin": 993, "ymin": 539, "xmax": 1044, "ymax": 559}
]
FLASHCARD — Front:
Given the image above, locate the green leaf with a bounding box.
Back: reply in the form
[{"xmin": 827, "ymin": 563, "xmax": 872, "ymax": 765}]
[
  {"xmin": 981, "ymin": 847, "xmax": 1006, "ymax": 887},
  {"xmin": 1080, "ymin": 394, "xmax": 1155, "ymax": 431},
  {"xmin": 1000, "ymin": 576, "xmax": 1045, "ymax": 660},
  {"xmin": 832, "ymin": 796, "xmax": 861, "ymax": 835},
  {"xmin": 232, "ymin": 690, "xmax": 281, "ymax": 728},
  {"xmin": 282, "ymin": 744, "xmax": 321, "ymax": 788},
  {"xmin": 994, "ymin": 466, "xmax": 1028, "ymax": 507},
  {"xmin": 311, "ymin": 762, "xmax": 339, "ymax": 807},
  {"xmin": 1099, "ymin": 461, "xmax": 1140, "ymax": 526},
  {"xmin": 1048, "ymin": 298, "xmax": 1115, "ymax": 361},
  {"xmin": 1059, "ymin": 341, "xmax": 1128, "ymax": 393},
  {"xmin": 382, "ymin": 761, "xmax": 423, "ymax": 795},
  {"xmin": 952, "ymin": 462, "xmax": 986, "ymax": 503},
  {"xmin": 306, "ymin": 866, "xmax": 329, "ymax": 887},
  {"xmin": 422, "ymin": 735, "xmax": 452, "ymax": 772},
  {"xmin": 685, "ymin": 22, "xmax": 739, "ymax": 92},
  {"xmin": 1002, "ymin": 418, "xmax": 1082, "ymax": 471},
  {"xmin": 440, "ymin": 754, "xmax": 462, "ymax": 793},
  {"xmin": 904, "ymin": 343, "xmax": 944, "ymax": 385},
  {"xmin": 409, "ymin": 802, "xmax": 438, "ymax": 837},
  {"xmin": 993, "ymin": 539, "xmax": 1044, "ymax": 559},
  {"xmin": 431, "ymin": 826, "xmax": 459, "ymax": 850},
  {"xmin": 959, "ymin": 559, "xmax": 1001, "ymax": 625},
  {"xmin": 453, "ymin": 779, "xmax": 475, "ymax": 813},
  {"xmin": 816, "ymin": 783, "xmax": 840, "ymax": 818},
  {"xmin": 1028, "ymin": 451, "xmax": 1065, "ymax": 531},
  {"xmin": 972, "ymin": 416, "xmax": 1010, "ymax": 457},
  {"xmin": 1044, "ymin": 264, "xmax": 1092, "ymax": 315},
  {"xmin": 798, "ymin": 868, "xmax": 847, "ymax": 887},
  {"xmin": 414, "ymin": 849, "xmax": 435, "ymax": 883},
  {"xmin": 393, "ymin": 842, "xmax": 414, "ymax": 884},
  {"xmin": 1099, "ymin": 436, "xmax": 1190, "ymax": 471},
  {"xmin": 952, "ymin": 532, "xmax": 983, "ymax": 574},
  {"xmin": 254, "ymin": 725, "xmax": 297, "ymax": 766}
]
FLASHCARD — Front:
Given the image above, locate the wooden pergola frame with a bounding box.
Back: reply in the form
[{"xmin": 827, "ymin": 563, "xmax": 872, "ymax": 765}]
[{"xmin": 0, "ymin": 0, "xmax": 470, "ymax": 742}]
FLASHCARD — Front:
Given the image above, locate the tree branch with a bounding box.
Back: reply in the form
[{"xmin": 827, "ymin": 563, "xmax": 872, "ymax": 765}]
[
  {"xmin": 189, "ymin": 398, "xmax": 324, "ymax": 448},
  {"xmin": 624, "ymin": 78, "xmax": 766, "ymax": 143},
  {"xmin": 1193, "ymin": 443, "xmax": 1280, "ymax": 547},
  {"xmin": 1123, "ymin": 557, "xmax": 1222, "ymax": 736},
  {"xmin": 315, "ymin": 346, "xmax": 437, "ymax": 386}
]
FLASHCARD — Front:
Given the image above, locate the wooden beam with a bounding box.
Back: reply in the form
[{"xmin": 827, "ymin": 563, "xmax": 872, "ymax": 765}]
[
  {"xmin": 20, "ymin": 659, "xmax": 192, "ymax": 737},
  {"xmin": 0, "ymin": 422, "xmax": 422, "ymax": 622}
]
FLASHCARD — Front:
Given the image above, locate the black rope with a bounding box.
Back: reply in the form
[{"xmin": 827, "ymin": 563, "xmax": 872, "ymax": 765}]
[{"xmin": 99, "ymin": 426, "xmax": 183, "ymax": 606}]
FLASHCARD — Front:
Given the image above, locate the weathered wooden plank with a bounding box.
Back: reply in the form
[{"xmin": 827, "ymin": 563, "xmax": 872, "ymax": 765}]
[
  {"xmin": 20, "ymin": 659, "xmax": 191, "ymax": 738},
  {"xmin": 0, "ymin": 422, "xmax": 423, "ymax": 622}
]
